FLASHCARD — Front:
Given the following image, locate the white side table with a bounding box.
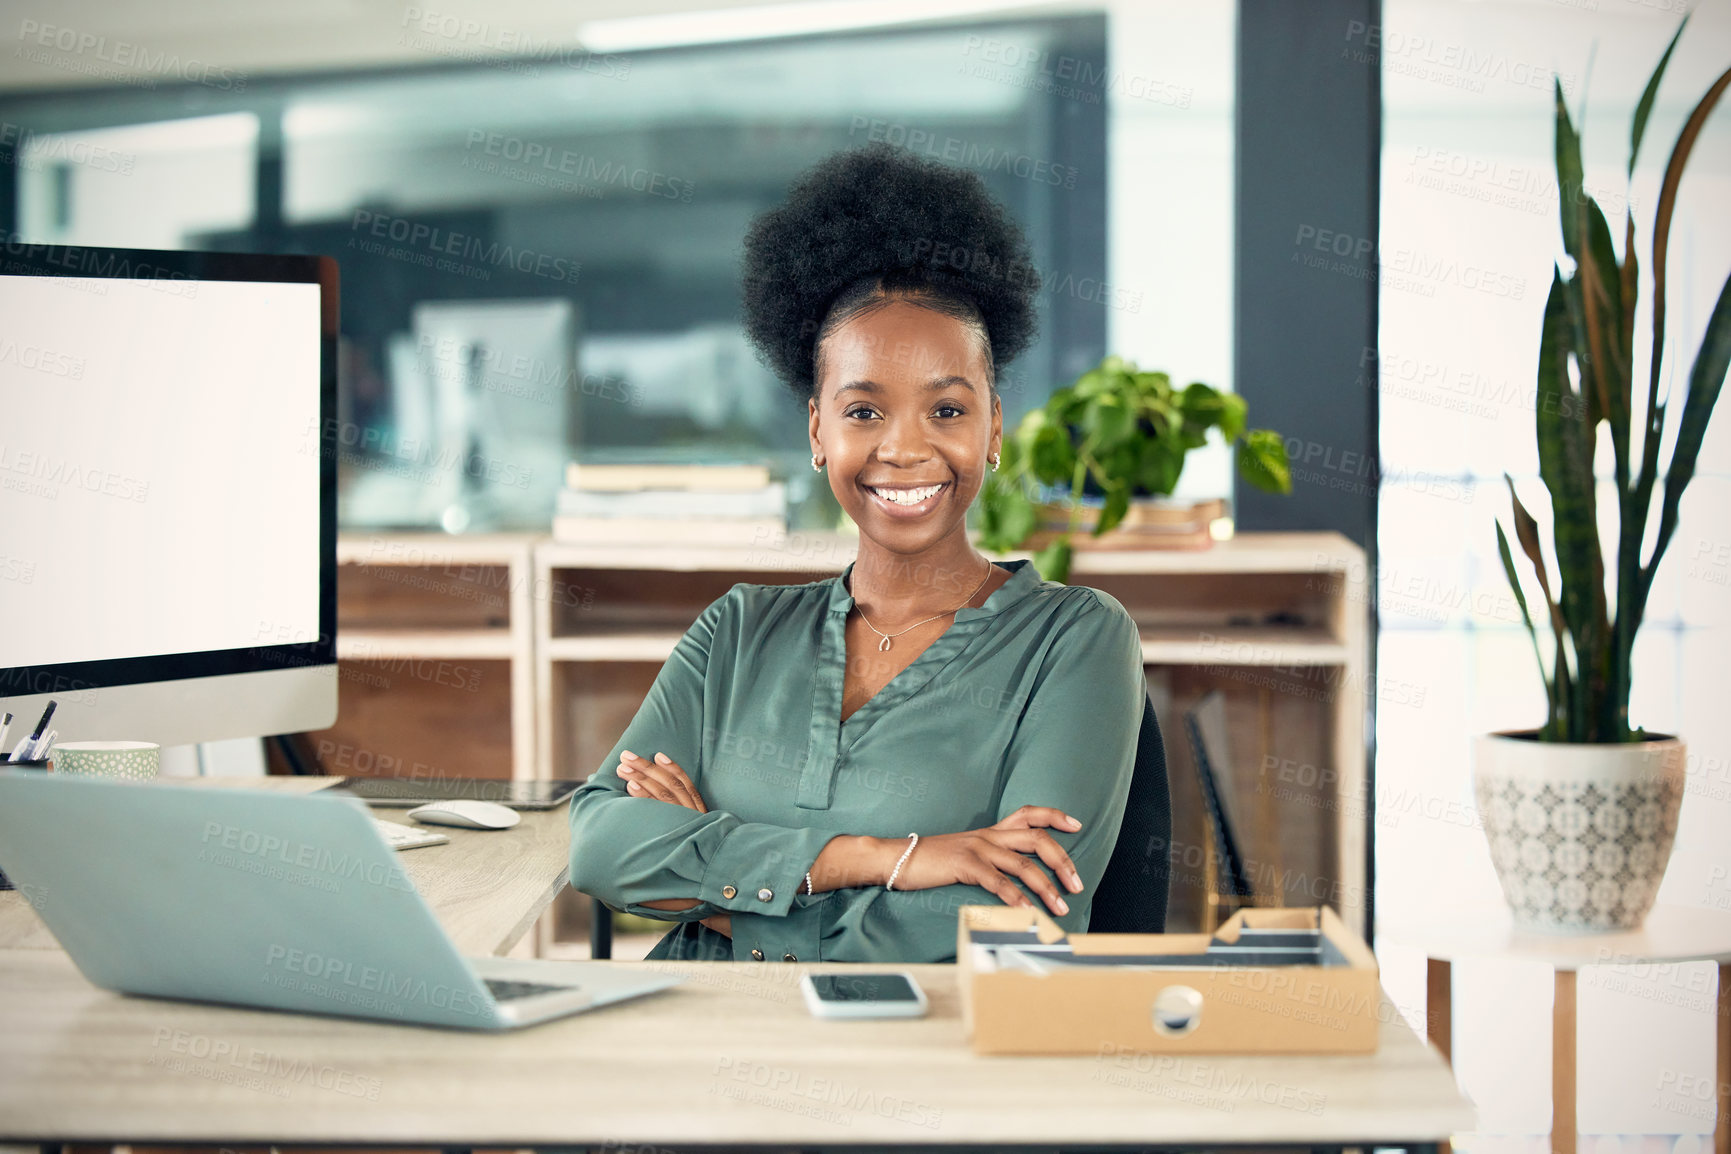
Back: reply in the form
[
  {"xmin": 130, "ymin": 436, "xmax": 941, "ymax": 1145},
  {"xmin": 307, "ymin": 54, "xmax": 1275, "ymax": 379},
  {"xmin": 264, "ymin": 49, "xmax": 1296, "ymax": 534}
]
[{"xmin": 1381, "ymin": 903, "xmax": 1731, "ymax": 1154}]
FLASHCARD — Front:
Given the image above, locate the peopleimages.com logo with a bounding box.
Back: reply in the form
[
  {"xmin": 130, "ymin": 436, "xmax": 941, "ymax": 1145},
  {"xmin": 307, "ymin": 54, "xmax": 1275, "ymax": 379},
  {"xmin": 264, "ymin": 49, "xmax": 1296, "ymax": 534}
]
[
  {"xmin": 348, "ymin": 210, "xmax": 581, "ymax": 284},
  {"xmin": 199, "ymin": 821, "xmax": 416, "ymax": 892},
  {"xmin": 14, "ymin": 19, "xmax": 248, "ymax": 91},
  {"xmin": 262, "ymin": 945, "xmax": 489, "ymax": 1018}
]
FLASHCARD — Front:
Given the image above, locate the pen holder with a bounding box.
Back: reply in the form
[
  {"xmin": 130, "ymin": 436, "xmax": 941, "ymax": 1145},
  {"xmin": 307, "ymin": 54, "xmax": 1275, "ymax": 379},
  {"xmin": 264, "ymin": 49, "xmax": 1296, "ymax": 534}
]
[
  {"xmin": 0, "ymin": 756, "xmax": 48, "ymax": 891},
  {"xmin": 47, "ymin": 741, "xmax": 159, "ymax": 780}
]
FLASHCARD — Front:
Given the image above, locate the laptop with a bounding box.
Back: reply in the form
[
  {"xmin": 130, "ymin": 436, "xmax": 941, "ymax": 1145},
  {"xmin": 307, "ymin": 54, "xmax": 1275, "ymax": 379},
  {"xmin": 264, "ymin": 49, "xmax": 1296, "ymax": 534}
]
[{"xmin": 0, "ymin": 770, "xmax": 680, "ymax": 1030}]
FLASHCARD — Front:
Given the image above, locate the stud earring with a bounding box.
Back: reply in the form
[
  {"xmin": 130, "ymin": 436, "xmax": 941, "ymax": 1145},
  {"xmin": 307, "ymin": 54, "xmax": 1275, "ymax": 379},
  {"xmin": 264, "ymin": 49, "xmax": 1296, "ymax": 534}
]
[{"xmin": 811, "ymin": 454, "xmax": 823, "ymax": 472}]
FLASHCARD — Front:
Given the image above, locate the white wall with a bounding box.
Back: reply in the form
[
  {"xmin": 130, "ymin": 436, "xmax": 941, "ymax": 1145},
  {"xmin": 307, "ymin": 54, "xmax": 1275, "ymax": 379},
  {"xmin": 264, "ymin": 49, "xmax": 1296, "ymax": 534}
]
[{"xmin": 1376, "ymin": 0, "xmax": 1731, "ymax": 1145}]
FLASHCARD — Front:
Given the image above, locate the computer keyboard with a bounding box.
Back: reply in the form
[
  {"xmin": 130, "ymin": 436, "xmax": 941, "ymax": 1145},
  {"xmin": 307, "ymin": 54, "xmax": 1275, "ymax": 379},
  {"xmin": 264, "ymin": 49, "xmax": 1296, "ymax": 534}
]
[
  {"xmin": 484, "ymin": 978, "xmax": 577, "ymax": 1002},
  {"xmin": 372, "ymin": 818, "xmax": 449, "ymax": 851}
]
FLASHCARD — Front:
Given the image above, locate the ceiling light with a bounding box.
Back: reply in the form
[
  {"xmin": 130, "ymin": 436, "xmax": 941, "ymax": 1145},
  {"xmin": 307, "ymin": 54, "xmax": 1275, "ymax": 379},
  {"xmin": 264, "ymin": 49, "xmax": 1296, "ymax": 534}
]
[{"xmin": 576, "ymin": 0, "xmax": 1040, "ymax": 53}]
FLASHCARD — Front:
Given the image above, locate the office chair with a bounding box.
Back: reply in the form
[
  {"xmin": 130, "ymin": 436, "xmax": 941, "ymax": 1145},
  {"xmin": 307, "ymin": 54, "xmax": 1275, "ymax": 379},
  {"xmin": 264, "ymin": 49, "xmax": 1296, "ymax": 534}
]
[{"xmin": 1086, "ymin": 683, "xmax": 1173, "ymax": 934}]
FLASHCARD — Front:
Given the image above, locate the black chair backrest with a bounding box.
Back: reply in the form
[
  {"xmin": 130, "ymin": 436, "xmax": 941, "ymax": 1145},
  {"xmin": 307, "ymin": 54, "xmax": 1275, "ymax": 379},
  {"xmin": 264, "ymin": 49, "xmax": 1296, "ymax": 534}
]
[{"xmin": 1087, "ymin": 684, "xmax": 1172, "ymax": 934}]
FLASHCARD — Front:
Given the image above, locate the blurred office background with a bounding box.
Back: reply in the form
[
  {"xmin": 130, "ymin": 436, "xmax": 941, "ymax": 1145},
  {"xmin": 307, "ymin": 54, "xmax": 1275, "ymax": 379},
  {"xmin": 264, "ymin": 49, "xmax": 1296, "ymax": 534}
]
[
  {"xmin": 1, "ymin": 0, "xmax": 1726, "ymax": 1149},
  {"xmin": 1373, "ymin": 3, "xmax": 1729, "ymax": 1149},
  {"xmin": 0, "ymin": 7, "xmax": 1153, "ymax": 534}
]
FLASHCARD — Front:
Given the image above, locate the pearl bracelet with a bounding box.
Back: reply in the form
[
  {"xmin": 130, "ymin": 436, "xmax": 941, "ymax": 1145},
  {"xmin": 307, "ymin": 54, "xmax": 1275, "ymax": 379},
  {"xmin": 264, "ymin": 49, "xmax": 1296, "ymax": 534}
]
[
  {"xmin": 885, "ymin": 833, "xmax": 920, "ymax": 892},
  {"xmin": 804, "ymin": 871, "xmax": 814, "ymax": 896}
]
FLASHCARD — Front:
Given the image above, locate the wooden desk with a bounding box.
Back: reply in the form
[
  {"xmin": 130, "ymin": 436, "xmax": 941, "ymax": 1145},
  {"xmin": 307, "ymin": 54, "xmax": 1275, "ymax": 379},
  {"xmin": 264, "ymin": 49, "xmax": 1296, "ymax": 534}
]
[
  {"xmin": 0, "ymin": 774, "xmax": 1469, "ymax": 1150},
  {"xmin": 0, "ymin": 776, "xmax": 571, "ymax": 957},
  {"xmin": 0, "ymin": 951, "xmax": 1472, "ymax": 1149}
]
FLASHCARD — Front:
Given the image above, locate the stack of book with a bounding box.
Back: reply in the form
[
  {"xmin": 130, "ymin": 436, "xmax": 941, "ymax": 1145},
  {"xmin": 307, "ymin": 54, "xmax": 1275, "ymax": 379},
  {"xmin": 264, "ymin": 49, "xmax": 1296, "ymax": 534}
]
[
  {"xmin": 1024, "ymin": 497, "xmax": 1225, "ymax": 551},
  {"xmin": 552, "ymin": 462, "xmax": 787, "ymax": 546}
]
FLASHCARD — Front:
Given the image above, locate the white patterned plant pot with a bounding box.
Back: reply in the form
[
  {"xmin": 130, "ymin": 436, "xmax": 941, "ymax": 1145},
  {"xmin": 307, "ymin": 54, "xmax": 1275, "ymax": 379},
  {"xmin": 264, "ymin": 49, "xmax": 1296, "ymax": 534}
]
[{"xmin": 1473, "ymin": 731, "xmax": 1685, "ymax": 932}]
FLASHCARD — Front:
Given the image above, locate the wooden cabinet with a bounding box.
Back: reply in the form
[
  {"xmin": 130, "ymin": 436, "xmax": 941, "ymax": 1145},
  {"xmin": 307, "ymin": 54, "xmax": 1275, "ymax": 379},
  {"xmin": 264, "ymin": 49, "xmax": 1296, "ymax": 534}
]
[
  {"xmin": 317, "ymin": 534, "xmax": 538, "ymax": 784},
  {"xmin": 533, "ymin": 530, "xmax": 1370, "ymax": 943}
]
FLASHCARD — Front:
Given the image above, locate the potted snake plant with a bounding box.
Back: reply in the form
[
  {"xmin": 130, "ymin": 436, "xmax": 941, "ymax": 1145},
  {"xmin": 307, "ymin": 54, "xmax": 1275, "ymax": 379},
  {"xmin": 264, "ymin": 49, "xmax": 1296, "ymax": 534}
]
[
  {"xmin": 976, "ymin": 356, "xmax": 1290, "ymax": 583},
  {"xmin": 1480, "ymin": 21, "xmax": 1730, "ymax": 931}
]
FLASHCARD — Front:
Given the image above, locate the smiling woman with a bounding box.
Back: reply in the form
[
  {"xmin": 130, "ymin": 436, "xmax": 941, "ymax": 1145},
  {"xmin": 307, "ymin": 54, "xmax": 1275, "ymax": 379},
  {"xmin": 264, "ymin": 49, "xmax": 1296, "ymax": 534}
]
[{"xmin": 565, "ymin": 143, "xmax": 1151, "ymax": 964}]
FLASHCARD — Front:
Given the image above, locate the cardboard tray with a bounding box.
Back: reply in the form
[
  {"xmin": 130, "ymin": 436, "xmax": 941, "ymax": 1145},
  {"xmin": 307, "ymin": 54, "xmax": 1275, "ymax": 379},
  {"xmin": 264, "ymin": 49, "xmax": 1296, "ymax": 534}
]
[{"xmin": 956, "ymin": 905, "xmax": 1380, "ymax": 1055}]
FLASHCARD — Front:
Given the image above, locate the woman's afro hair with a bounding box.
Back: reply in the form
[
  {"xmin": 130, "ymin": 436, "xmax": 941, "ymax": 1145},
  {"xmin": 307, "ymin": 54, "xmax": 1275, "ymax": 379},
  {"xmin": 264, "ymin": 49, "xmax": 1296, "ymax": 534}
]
[{"xmin": 740, "ymin": 142, "xmax": 1042, "ymax": 401}]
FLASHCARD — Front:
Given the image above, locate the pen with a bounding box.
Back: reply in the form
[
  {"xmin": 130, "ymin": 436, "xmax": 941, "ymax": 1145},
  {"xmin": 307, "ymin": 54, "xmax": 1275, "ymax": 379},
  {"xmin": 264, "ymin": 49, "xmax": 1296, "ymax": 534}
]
[
  {"xmin": 9, "ymin": 700, "xmax": 55, "ymax": 763},
  {"xmin": 27, "ymin": 728, "xmax": 57, "ymax": 761}
]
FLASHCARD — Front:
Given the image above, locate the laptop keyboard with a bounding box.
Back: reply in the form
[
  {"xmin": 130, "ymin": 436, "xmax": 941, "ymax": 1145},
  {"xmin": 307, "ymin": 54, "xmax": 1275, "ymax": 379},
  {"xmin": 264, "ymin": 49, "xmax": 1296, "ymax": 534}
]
[{"xmin": 484, "ymin": 978, "xmax": 577, "ymax": 1002}]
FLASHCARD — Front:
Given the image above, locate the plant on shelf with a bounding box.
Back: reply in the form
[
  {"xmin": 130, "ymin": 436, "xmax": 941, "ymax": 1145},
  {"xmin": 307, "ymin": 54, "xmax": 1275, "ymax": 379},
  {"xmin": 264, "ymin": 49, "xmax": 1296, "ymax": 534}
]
[
  {"xmin": 976, "ymin": 355, "xmax": 1291, "ymax": 583},
  {"xmin": 1477, "ymin": 20, "xmax": 1729, "ymax": 932}
]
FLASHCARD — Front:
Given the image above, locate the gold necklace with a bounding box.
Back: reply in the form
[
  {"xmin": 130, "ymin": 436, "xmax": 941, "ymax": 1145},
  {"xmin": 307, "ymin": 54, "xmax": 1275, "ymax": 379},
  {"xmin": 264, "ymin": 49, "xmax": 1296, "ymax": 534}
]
[{"xmin": 852, "ymin": 558, "xmax": 993, "ymax": 652}]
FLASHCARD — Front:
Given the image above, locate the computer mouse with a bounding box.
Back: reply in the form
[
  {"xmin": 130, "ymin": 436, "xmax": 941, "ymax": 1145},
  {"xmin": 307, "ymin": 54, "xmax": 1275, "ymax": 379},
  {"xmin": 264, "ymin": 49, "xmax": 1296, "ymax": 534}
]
[{"xmin": 406, "ymin": 799, "xmax": 521, "ymax": 830}]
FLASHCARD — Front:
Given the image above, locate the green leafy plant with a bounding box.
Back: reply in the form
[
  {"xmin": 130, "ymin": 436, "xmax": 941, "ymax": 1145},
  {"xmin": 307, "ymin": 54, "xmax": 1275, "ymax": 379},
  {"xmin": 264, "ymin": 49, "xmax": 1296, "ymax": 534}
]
[
  {"xmin": 977, "ymin": 356, "xmax": 1291, "ymax": 582},
  {"xmin": 1496, "ymin": 20, "xmax": 1731, "ymax": 743}
]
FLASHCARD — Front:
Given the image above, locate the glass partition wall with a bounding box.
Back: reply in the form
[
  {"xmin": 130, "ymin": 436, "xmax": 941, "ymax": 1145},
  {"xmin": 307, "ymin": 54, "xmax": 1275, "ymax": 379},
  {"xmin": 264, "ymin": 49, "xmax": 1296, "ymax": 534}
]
[{"xmin": 3, "ymin": 16, "xmax": 1107, "ymax": 533}]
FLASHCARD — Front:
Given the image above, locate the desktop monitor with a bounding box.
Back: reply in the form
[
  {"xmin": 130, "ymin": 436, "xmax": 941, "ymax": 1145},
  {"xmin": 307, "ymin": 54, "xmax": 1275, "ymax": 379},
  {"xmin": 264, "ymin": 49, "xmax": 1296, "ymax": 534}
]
[{"xmin": 0, "ymin": 244, "xmax": 338, "ymax": 749}]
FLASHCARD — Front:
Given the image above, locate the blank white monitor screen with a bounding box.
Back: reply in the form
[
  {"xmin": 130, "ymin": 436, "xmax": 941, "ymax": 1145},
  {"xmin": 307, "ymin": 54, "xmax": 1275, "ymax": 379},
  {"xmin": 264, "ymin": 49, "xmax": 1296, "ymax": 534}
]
[{"xmin": 0, "ymin": 273, "xmax": 322, "ymax": 669}]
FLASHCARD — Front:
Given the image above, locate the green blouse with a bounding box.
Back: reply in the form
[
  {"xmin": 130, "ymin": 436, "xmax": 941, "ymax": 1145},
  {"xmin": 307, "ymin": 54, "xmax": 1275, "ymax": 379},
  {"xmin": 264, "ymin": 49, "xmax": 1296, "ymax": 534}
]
[{"xmin": 565, "ymin": 556, "xmax": 1145, "ymax": 964}]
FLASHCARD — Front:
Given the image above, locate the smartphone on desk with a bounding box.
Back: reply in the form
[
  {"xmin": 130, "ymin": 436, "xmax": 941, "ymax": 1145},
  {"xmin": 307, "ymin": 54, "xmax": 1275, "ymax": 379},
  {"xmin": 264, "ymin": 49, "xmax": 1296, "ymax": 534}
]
[{"xmin": 800, "ymin": 971, "xmax": 928, "ymax": 1019}]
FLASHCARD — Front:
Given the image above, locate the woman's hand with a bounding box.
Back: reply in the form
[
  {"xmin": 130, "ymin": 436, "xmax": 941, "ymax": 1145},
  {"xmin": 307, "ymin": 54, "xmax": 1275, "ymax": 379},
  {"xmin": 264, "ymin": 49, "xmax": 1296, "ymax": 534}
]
[
  {"xmin": 617, "ymin": 749, "xmax": 707, "ymax": 812},
  {"xmin": 618, "ymin": 750, "xmax": 730, "ymax": 937},
  {"xmin": 881, "ymin": 806, "xmax": 1087, "ymax": 918}
]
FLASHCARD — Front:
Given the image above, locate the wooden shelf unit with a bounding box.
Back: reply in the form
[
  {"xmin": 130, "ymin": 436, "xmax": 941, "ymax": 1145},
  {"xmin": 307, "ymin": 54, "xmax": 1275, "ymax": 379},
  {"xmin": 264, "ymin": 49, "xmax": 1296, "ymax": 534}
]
[
  {"xmin": 534, "ymin": 530, "xmax": 1371, "ymax": 940},
  {"xmin": 323, "ymin": 534, "xmax": 539, "ymax": 785}
]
